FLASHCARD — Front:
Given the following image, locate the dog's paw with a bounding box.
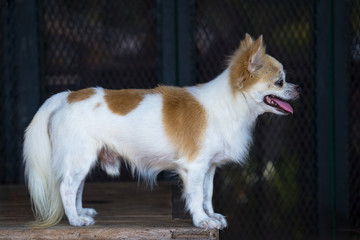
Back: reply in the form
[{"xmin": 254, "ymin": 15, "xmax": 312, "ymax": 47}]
[
  {"xmin": 78, "ymin": 208, "xmax": 98, "ymax": 217},
  {"xmin": 69, "ymin": 216, "xmax": 95, "ymax": 226},
  {"xmin": 194, "ymin": 217, "xmax": 222, "ymax": 230},
  {"xmin": 210, "ymin": 213, "xmax": 227, "ymax": 229}
]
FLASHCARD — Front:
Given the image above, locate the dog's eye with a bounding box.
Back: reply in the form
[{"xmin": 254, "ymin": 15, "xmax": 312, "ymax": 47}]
[{"xmin": 275, "ymin": 79, "xmax": 283, "ymax": 87}]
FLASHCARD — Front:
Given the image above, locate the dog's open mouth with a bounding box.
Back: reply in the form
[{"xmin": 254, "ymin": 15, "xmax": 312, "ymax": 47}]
[{"xmin": 264, "ymin": 95, "xmax": 294, "ymax": 114}]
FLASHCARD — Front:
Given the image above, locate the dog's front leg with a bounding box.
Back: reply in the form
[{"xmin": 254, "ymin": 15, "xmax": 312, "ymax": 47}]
[
  {"xmin": 182, "ymin": 164, "xmax": 223, "ymax": 229},
  {"xmin": 203, "ymin": 165, "xmax": 227, "ymax": 229}
]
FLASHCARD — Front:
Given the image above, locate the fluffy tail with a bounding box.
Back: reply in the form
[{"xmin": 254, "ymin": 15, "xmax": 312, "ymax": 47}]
[{"xmin": 23, "ymin": 92, "xmax": 67, "ymax": 228}]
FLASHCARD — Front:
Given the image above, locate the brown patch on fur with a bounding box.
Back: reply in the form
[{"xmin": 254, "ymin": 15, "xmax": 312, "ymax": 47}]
[
  {"xmin": 257, "ymin": 55, "xmax": 284, "ymax": 81},
  {"xmin": 104, "ymin": 89, "xmax": 154, "ymax": 115},
  {"xmin": 160, "ymin": 86, "xmax": 207, "ymax": 162},
  {"xmin": 229, "ymin": 34, "xmax": 268, "ymax": 94},
  {"xmin": 67, "ymin": 88, "xmax": 96, "ymax": 103},
  {"xmin": 94, "ymin": 103, "xmax": 101, "ymax": 109}
]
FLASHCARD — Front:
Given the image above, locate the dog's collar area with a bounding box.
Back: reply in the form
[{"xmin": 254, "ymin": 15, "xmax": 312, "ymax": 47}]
[{"xmin": 264, "ymin": 95, "xmax": 293, "ymax": 114}]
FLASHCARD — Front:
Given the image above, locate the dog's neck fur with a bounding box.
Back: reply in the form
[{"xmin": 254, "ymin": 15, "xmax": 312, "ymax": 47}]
[
  {"xmin": 188, "ymin": 68, "xmax": 263, "ymax": 164},
  {"xmin": 191, "ymin": 68, "xmax": 263, "ymax": 125}
]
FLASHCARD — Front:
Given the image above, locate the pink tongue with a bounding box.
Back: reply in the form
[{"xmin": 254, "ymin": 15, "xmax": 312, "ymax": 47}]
[{"xmin": 271, "ymin": 97, "xmax": 293, "ymax": 114}]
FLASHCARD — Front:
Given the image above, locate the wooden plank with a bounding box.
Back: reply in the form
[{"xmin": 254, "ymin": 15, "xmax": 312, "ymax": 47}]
[{"xmin": 0, "ymin": 182, "xmax": 218, "ymax": 240}]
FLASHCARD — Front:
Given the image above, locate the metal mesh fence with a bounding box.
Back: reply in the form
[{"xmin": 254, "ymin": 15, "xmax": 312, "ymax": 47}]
[
  {"xmin": 348, "ymin": 0, "xmax": 360, "ymax": 238},
  {"xmin": 40, "ymin": 0, "xmax": 158, "ymax": 98},
  {"xmin": 0, "ymin": 0, "xmax": 22, "ymax": 183},
  {"xmin": 194, "ymin": 1, "xmax": 317, "ymax": 239}
]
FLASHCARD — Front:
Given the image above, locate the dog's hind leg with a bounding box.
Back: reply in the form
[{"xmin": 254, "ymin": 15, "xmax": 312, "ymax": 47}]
[
  {"xmin": 76, "ymin": 179, "xmax": 98, "ymax": 218},
  {"xmin": 59, "ymin": 153, "xmax": 97, "ymax": 226}
]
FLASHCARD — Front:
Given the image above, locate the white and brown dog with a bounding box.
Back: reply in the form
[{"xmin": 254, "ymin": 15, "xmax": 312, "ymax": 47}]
[{"xmin": 24, "ymin": 34, "xmax": 301, "ymax": 229}]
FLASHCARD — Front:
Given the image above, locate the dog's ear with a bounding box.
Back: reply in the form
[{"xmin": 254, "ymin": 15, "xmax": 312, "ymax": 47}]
[
  {"xmin": 245, "ymin": 33, "xmax": 252, "ymax": 43},
  {"xmin": 229, "ymin": 34, "xmax": 266, "ymax": 92},
  {"xmin": 240, "ymin": 33, "xmax": 253, "ymax": 49},
  {"xmin": 248, "ymin": 35, "xmax": 265, "ymax": 73}
]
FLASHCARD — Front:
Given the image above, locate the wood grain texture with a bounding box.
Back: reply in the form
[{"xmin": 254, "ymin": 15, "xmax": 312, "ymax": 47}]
[{"xmin": 0, "ymin": 182, "xmax": 218, "ymax": 240}]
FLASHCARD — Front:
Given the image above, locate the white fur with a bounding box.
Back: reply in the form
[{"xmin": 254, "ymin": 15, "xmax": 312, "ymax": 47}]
[
  {"xmin": 23, "ymin": 92, "xmax": 67, "ymax": 227},
  {"xmin": 24, "ymin": 42, "xmax": 300, "ymax": 229}
]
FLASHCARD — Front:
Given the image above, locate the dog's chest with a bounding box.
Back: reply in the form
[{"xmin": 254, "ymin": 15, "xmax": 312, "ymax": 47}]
[{"xmin": 207, "ymin": 119, "xmax": 254, "ymax": 165}]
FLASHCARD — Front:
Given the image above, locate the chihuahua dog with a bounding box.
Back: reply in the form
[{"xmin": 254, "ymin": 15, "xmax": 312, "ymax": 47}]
[{"xmin": 24, "ymin": 34, "xmax": 300, "ymax": 229}]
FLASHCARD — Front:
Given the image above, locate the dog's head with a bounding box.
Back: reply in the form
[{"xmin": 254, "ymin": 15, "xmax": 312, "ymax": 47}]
[{"xmin": 229, "ymin": 34, "xmax": 301, "ymax": 115}]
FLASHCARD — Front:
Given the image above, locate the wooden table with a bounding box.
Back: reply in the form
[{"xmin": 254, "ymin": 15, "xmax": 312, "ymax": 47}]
[{"xmin": 0, "ymin": 182, "xmax": 218, "ymax": 239}]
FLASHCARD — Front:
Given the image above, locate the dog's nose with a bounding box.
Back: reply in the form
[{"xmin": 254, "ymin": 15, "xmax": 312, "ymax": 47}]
[{"xmin": 295, "ymin": 86, "xmax": 302, "ymax": 94}]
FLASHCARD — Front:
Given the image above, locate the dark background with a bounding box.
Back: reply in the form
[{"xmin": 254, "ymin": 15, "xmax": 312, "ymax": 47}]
[{"xmin": 0, "ymin": 0, "xmax": 359, "ymax": 239}]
